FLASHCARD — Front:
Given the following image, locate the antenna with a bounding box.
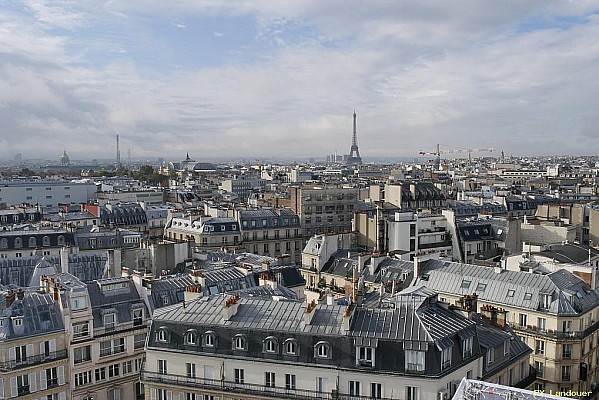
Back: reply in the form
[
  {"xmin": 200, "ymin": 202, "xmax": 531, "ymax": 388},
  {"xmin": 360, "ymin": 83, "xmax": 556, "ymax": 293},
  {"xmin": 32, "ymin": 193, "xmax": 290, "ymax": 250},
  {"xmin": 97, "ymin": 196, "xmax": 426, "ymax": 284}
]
[{"xmin": 116, "ymin": 134, "xmax": 121, "ymax": 168}]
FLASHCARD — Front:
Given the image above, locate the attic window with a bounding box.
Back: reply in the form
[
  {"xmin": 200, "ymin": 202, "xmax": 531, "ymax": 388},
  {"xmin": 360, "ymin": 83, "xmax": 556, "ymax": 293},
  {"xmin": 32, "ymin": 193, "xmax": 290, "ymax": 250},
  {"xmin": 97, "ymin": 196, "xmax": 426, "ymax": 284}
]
[
  {"xmin": 576, "ymin": 292, "xmax": 583, "ymax": 299},
  {"xmin": 13, "ymin": 317, "xmax": 23, "ymax": 327},
  {"xmin": 461, "ymin": 280, "xmax": 471, "ymax": 289},
  {"xmin": 507, "ymin": 289, "xmax": 515, "ymax": 297},
  {"xmin": 421, "ymin": 274, "xmax": 429, "ymax": 281},
  {"xmin": 524, "ymin": 293, "xmax": 532, "ymax": 300},
  {"xmin": 476, "ymin": 283, "xmax": 487, "ymax": 292},
  {"xmin": 474, "ymin": 229, "xmax": 479, "ymax": 235}
]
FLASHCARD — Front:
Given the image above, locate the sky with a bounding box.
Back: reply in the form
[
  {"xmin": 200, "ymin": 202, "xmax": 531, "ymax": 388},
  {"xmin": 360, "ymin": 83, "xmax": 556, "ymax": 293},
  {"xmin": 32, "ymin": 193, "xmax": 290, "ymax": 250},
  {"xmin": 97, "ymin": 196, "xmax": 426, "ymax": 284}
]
[{"xmin": 0, "ymin": 1, "xmax": 598, "ymax": 162}]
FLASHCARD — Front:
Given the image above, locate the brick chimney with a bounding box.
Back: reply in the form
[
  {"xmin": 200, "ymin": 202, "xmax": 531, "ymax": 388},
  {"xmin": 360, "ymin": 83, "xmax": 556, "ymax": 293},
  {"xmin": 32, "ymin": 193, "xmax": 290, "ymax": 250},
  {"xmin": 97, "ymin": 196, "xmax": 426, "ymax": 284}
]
[
  {"xmin": 304, "ymin": 299, "xmax": 317, "ymax": 324},
  {"xmin": 222, "ymin": 295, "xmax": 240, "ymax": 321},
  {"xmin": 5, "ymin": 289, "xmax": 15, "ymax": 307}
]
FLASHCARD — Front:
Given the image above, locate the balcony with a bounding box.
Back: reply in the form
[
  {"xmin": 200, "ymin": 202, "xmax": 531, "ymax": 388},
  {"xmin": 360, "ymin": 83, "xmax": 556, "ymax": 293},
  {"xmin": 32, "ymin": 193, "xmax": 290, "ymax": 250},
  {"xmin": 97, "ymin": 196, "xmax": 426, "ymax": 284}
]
[
  {"xmin": 94, "ymin": 320, "xmax": 149, "ymax": 337},
  {"xmin": 142, "ymin": 370, "xmax": 398, "ymax": 400},
  {"xmin": 515, "ymin": 365, "xmax": 538, "ymax": 389},
  {"xmin": 0, "ymin": 349, "xmax": 68, "ymax": 372}
]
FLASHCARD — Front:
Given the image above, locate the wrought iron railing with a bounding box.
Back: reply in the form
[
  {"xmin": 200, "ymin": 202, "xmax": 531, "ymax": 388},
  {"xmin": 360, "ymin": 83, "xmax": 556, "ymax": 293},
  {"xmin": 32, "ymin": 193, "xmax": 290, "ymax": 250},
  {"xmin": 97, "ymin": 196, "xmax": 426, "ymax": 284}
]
[{"xmin": 0, "ymin": 350, "xmax": 68, "ymax": 371}]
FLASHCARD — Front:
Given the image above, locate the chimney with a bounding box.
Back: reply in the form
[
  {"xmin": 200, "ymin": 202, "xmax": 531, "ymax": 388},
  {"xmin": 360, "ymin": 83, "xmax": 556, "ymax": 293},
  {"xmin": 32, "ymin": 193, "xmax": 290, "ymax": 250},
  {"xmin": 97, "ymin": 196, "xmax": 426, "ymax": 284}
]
[
  {"xmin": 222, "ymin": 295, "xmax": 240, "ymax": 321},
  {"xmin": 369, "ymin": 251, "xmax": 382, "ymax": 276},
  {"xmin": 304, "ymin": 300, "xmax": 317, "ymax": 325},
  {"xmin": 326, "ymin": 289, "xmax": 334, "ymax": 306},
  {"xmin": 494, "ymin": 265, "xmax": 503, "ymax": 274},
  {"xmin": 413, "ymin": 256, "xmax": 421, "ymax": 278},
  {"xmin": 342, "ymin": 306, "xmax": 353, "ymax": 331},
  {"xmin": 184, "ymin": 285, "xmax": 203, "ymax": 302},
  {"xmin": 16, "ymin": 288, "xmax": 25, "ymax": 300},
  {"xmin": 5, "ymin": 289, "xmax": 15, "ymax": 307}
]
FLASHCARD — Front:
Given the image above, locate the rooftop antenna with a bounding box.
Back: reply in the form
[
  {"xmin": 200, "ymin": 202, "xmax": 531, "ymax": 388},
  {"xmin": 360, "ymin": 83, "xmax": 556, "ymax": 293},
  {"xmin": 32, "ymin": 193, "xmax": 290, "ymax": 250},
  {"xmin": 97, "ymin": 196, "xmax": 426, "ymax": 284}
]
[{"xmin": 116, "ymin": 134, "xmax": 121, "ymax": 168}]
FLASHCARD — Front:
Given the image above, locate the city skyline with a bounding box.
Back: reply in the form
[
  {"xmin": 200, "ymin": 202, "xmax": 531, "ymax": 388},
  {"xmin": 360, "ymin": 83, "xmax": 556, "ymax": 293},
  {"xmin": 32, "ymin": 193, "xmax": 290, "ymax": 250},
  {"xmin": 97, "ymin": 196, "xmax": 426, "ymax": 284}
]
[{"xmin": 1, "ymin": 1, "xmax": 598, "ymax": 160}]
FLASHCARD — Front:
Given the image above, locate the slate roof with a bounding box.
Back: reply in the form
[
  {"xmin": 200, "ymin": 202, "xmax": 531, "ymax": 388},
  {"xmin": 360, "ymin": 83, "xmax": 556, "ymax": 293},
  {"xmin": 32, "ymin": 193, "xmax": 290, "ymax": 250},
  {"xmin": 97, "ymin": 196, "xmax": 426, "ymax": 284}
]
[
  {"xmin": 0, "ymin": 291, "xmax": 64, "ymax": 340},
  {"xmin": 88, "ymin": 277, "xmax": 147, "ymax": 328},
  {"xmin": 153, "ymin": 296, "xmax": 346, "ymax": 336},
  {"xmin": 538, "ymin": 243, "xmax": 599, "ymax": 264},
  {"xmin": 414, "ymin": 260, "xmax": 599, "ymax": 316},
  {"xmin": 148, "ymin": 274, "xmax": 197, "ymax": 312}
]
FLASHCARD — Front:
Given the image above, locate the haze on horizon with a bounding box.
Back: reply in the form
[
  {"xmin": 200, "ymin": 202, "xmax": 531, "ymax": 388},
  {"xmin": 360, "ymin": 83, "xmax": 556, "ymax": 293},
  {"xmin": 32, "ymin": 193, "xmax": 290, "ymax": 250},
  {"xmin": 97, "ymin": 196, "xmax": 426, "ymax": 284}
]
[{"xmin": 1, "ymin": 1, "xmax": 598, "ymax": 161}]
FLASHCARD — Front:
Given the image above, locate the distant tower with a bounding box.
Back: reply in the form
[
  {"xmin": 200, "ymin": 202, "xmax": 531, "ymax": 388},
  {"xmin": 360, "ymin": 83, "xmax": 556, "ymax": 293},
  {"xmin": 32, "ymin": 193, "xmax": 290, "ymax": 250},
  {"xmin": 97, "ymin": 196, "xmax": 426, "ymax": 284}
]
[
  {"xmin": 116, "ymin": 134, "xmax": 121, "ymax": 168},
  {"xmin": 60, "ymin": 150, "xmax": 70, "ymax": 166},
  {"xmin": 346, "ymin": 110, "xmax": 362, "ymax": 165}
]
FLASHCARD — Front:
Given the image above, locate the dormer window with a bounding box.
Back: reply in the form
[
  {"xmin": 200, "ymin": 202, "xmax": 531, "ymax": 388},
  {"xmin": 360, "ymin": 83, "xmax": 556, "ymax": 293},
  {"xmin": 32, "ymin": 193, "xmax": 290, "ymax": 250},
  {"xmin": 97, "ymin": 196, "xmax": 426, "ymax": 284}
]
[
  {"xmin": 103, "ymin": 313, "xmax": 116, "ymax": 332},
  {"xmin": 185, "ymin": 330, "xmax": 198, "ymax": 345},
  {"xmin": 441, "ymin": 346, "xmax": 452, "ymax": 370},
  {"xmin": 203, "ymin": 331, "xmax": 216, "ymax": 348},
  {"xmin": 132, "ymin": 308, "xmax": 144, "ymax": 326},
  {"xmin": 462, "ymin": 336, "xmax": 473, "ymax": 358},
  {"xmin": 284, "ymin": 339, "xmax": 298, "ymax": 355},
  {"xmin": 233, "ymin": 334, "xmax": 248, "ymax": 351},
  {"xmin": 263, "ymin": 337, "xmax": 278, "ymax": 354},
  {"xmin": 314, "ymin": 341, "xmax": 331, "ymax": 359},
  {"xmin": 357, "ymin": 347, "xmax": 374, "ymax": 367},
  {"xmin": 156, "ymin": 328, "xmax": 169, "ymax": 343},
  {"xmin": 13, "ymin": 317, "xmax": 23, "ymax": 327}
]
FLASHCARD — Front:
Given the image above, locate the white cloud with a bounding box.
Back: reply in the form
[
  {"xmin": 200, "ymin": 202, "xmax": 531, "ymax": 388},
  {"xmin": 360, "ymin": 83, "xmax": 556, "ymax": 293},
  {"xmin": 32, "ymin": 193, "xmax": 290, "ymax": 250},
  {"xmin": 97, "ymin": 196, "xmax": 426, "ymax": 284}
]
[{"xmin": 1, "ymin": 1, "xmax": 599, "ymax": 160}]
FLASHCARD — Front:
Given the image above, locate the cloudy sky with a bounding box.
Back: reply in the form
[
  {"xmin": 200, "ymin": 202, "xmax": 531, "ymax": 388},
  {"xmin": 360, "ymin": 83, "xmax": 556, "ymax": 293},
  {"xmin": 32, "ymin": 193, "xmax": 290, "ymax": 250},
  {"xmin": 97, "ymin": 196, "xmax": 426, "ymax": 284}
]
[{"xmin": 1, "ymin": 1, "xmax": 598, "ymax": 161}]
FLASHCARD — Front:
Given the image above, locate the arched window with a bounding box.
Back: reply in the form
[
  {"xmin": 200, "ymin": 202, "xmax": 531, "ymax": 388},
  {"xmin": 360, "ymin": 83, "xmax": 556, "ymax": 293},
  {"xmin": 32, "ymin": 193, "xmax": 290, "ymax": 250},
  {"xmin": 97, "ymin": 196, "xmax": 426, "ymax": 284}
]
[
  {"xmin": 262, "ymin": 336, "xmax": 278, "ymax": 354},
  {"xmin": 28, "ymin": 237, "xmax": 36, "ymax": 248},
  {"xmin": 57, "ymin": 235, "xmax": 65, "ymax": 246},
  {"xmin": 284, "ymin": 338, "xmax": 298, "ymax": 356},
  {"xmin": 14, "ymin": 237, "xmax": 22, "ymax": 248},
  {"xmin": 185, "ymin": 330, "xmax": 198, "ymax": 345},
  {"xmin": 156, "ymin": 327, "xmax": 169, "ymax": 343},
  {"xmin": 233, "ymin": 334, "xmax": 248, "ymax": 351},
  {"xmin": 0, "ymin": 238, "xmax": 8, "ymax": 249},
  {"xmin": 203, "ymin": 331, "xmax": 216, "ymax": 348},
  {"xmin": 42, "ymin": 236, "xmax": 51, "ymax": 246},
  {"xmin": 315, "ymin": 341, "xmax": 331, "ymax": 359}
]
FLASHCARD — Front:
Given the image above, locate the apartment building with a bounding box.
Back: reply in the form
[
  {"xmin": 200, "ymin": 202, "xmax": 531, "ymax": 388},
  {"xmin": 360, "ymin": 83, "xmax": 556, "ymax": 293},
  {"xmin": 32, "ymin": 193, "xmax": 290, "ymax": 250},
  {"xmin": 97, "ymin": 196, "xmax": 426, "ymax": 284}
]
[
  {"xmin": 41, "ymin": 273, "xmax": 149, "ymax": 400},
  {"xmin": 143, "ymin": 287, "xmax": 490, "ymax": 400},
  {"xmin": 283, "ymin": 185, "xmax": 359, "ymax": 240},
  {"xmin": 413, "ymin": 260, "xmax": 599, "ymax": 394},
  {"xmin": 164, "ymin": 215, "xmax": 241, "ymax": 251},
  {"xmin": 0, "ymin": 289, "xmax": 69, "ymax": 399},
  {"xmin": 236, "ymin": 208, "xmax": 302, "ymax": 263},
  {"xmin": 0, "ymin": 178, "xmax": 97, "ymax": 209}
]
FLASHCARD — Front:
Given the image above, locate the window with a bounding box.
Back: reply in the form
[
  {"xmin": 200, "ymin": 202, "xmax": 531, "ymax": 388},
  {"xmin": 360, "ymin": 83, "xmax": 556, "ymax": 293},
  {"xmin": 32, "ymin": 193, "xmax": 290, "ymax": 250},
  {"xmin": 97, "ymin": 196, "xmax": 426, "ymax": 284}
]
[
  {"xmin": 406, "ymin": 386, "xmax": 420, "ymax": 400},
  {"xmin": 75, "ymin": 370, "xmax": 92, "ymax": 387},
  {"xmin": 315, "ymin": 341, "xmax": 330, "ymax": 358},
  {"xmin": 74, "ymin": 345, "xmax": 91, "ymax": 364},
  {"xmin": 535, "ymin": 340, "xmax": 545, "ymax": 355},
  {"xmin": 284, "ymin": 339, "xmax": 298, "ymax": 355},
  {"xmin": 122, "ymin": 360, "xmax": 133, "ymax": 374},
  {"xmin": 95, "ymin": 367, "xmax": 106, "ymax": 381},
  {"xmin": 563, "ymin": 344, "xmax": 572, "ymax": 359},
  {"xmin": 285, "ymin": 373, "xmax": 296, "ymax": 390},
  {"xmin": 519, "ymin": 313, "xmax": 527, "ymax": 327},
  {"xmin": 538, "ymin": 317, "xmax": 546, "ymax": 332},
  {"xmin": 535, "ymin": 361, "xmax": 545, "ymax": 378},
  {"xmin": 234, "ymin": 368, "xmax": 244, "ymax": 384},
  {"xmin": 73, "ymin": 321, "xmax": 90, "ymax": 339},
  {"xmin": 15, "ymin": 345, "xmax": 27, "ymax": 363},
  {"xmin": 316, "ymin": 377, "xmax": 327, "ymax": 393},
  {"xmin": 28, "ymin": 237, "xmax": 36, "ymax": 247},
  {"xmin": 524, "ymin": 292, "xmax": 532, "ymax": 300},
  {"xmin": 265, "ymin": 372, "xmax": 275, "ymax": 387},
  {"xmin": 185, "ymin": 330, "xmax": 198, "ymax": 345},
  {"xmin": 104, "ymin": 313, "xmax": 116, "ymax": 331},
  {"xmin": 134, "ymin": 333, "xmax": 146, "ymax": 349},
  {"xmin": 441, "ymin": 346, "xmax": 452, "ymax": 370},
  {"xmin": 154, "ymin": 389, "xmax": 172, "ymax": 400},
  {"xmin": 349, "ymin": 380, "xmax": 361, "ymax": 397},
  {"xmin": 487, "ymin": 348, "xmax": 495, "ymax": 365},
  {"xmin": 158, "ymin": 359, "xmax": 167, "ymax": 375},
  {"xmin": 204, "ymin": 331, "xmax": 216, "ymax": 347},
  {"xmin": 476, "ymin": 282, "xmax": 487, "ymax": 291},
  {"xmin": 263, "ymin": 337, "xmax": 278, "ymax": 353},
  {"xmin": 16, "ymin": 374, "xmax": 29, "ymax": 395},
  {"xmin": 405, "ymin": 350, "xmax": 425, "ymax": 372},
  {"xmin": 563, "ymin": 320, "xmax": 573, "ymax": 333},
  {"xmin": 234, "ymin": 335, "xmax": 247, "ymax": 350},
  {"xmin": 370, "ymin": 383, "xmax": 382, "ymax": 399},
  {"xmin": 507, "ymin": 289, "xmax": 515, "ymax": 297},
  {"xmin": 562, "ymin": 365, "xmax": 571, "ymax": 381},
  {"xmin": 133, "ymin": 309, "xmax": 143, "ymax": 326},
  {"xmin": 108, "ymin": 387, "xmax": 121, "ymax": 400},
  {"xmin": 71, "ymin": 296, "xmax": 87, "ymax": 310},
  {"xmin": 186, "ymin": 362, "xmax": 196, "ymax": 378},
  {"xmin": 463, "ymin": 337, "xmax": 473, "ymax": 358},
  {"xmin": 358, "ymin": 346, "xmax": 374, "ymax": 366},
  {"xmin": 108, "ymin": 363, "xmax": 120, "ymax": 378},
  {"xmin": 503, "ymin": 340, "xmax": 510, "ymax": 356},
  {"xmin": 157, "ymin": 328, "xmax": 168, "ymax": 342},
  {"xmin": 45, "ymin": 367, "xmax": 59, "ymax": 388}
]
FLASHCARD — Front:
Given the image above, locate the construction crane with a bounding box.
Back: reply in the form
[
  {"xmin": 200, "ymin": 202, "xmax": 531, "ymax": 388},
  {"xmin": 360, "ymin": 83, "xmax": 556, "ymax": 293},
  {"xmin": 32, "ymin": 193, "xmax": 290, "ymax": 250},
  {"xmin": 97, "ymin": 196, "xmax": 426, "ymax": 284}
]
[{"xmin": 419, "ymin": 144, "xmax": 495, "ymax": 170}]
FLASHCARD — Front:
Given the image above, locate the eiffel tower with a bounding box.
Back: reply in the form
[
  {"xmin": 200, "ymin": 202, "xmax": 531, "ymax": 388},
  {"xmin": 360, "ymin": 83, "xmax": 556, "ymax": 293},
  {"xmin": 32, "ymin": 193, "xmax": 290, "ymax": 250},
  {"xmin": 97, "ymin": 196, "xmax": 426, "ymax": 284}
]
[{"xmin": 346, "ymin": 110, "xmax": 362, "ymax": 165}]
